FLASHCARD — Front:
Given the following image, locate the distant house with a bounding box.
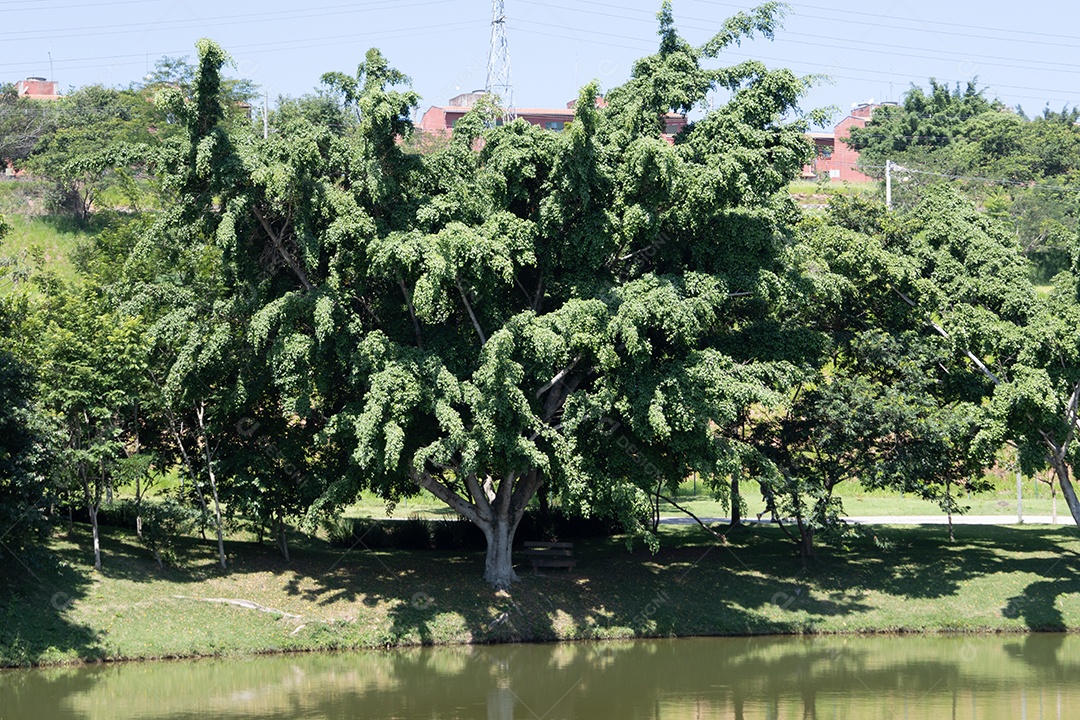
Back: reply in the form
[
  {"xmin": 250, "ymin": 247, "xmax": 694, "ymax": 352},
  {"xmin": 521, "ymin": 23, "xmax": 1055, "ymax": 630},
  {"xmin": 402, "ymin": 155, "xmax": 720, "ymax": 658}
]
[
  {"xmin": 14, "ymin": 77, "xmax": 59, "ymax": 100},
  {"xmin": 803, "ymin": 101, "xmax": 896, "ymax": 183},
  {"xmin": 419, "ymin": 92, "xmax": 687, "ymax": 142}
]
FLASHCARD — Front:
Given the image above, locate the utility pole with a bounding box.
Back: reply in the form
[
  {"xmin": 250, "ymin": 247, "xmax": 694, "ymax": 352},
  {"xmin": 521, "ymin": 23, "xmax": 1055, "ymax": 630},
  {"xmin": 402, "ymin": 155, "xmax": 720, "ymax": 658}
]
[
  {"xmin": 263, "ymin": 90, "xmax": 269, "ymax": 139},
  {"xmin": 885, "ymin": 159, "xmax": 893, "ymax": 211},
  {"xmin": 486, "ymin": 0, "xmax": 515, "ymax": 120}
]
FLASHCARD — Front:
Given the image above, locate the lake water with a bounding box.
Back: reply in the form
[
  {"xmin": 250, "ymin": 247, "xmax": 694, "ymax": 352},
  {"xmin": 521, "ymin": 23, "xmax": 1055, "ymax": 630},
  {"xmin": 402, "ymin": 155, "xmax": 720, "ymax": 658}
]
[{"xmin": 1, "ymin": 634, "xmax": 1077, "ymax": 719}]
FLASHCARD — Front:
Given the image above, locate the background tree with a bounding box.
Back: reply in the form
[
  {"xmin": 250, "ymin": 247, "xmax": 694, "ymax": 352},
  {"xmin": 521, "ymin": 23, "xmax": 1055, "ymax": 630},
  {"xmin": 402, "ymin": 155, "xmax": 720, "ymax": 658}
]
[
  {"xmin": 35, "ymin": 287, "xmax": 147, "ymax": 570},
  {"xmin": 848, "ymin": 81, "xmax": 1080, "ymax": 282},
  {"xmin": 0, "ymin": 218, "xmax": 51, "ymax": 563},
  {"xmin": 736, "ymin": 195, "xmax": 993, "ymax": 555},
  {"xmin": 0, "ymin": 83, "xmax": 49, "ymax": 169}
]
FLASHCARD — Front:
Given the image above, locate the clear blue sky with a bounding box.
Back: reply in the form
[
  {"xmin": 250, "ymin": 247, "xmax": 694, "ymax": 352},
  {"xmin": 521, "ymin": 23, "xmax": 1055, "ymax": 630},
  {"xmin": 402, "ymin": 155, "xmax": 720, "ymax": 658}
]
[{"xmin": 4, "ymin": 0, "xmax": 1078, "ymax": 127}]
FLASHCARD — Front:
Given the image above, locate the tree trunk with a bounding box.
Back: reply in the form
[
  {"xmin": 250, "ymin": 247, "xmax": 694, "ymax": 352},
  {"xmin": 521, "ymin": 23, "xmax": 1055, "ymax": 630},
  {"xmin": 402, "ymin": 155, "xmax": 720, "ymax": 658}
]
[
  {"xmin": 537, "ymin": 484, "xmax": 551, "ymax": 523},
  {"xmin": 194, "ymin": 403, "xmax": 227, "ymax": 570},
  {"xmin": 730, "ymin": 474, "xmax": 742, "ymax": 526},
  {"xmin": 277, "ymin": 513, "xmax": 290, "ymax": 562},
  {"xmin": 946, "ymin": 480, "xmax": 955, "ymax": 543},
  {"xmin": 1059, "ymin": 472, "xmax": 1080, "ymax": 527},
  {"xmin": 796, "ymin": 519, "xmax": 815, "ymax": 558},
  {"xmin": 82, "ymin": 468, "xmax": 103, "ymax": 571},
  {"xmin": 1052, "ymin": 481, "xmax": 1058, "ymax": 523},
  {"xmin": 89, "ymin": 504, "xmax": 101, "ymax": 571},
  {"xmin": 411, "ymin": 467, "xmax": 540, "ymax": 589},
  {"xmin": 1049, "ymin": 457, "xmax": 1080, "ymax": 527},
  {"xmin": 135, "ymin": 475, "xmax": 143, "ymax": 539},
  {"xmin": 207, "ymin": 468, "xmax": 226, "ymax": 570},
  {"xmin": 482, "ymin": 515, "xmax": 519, "ymax": 589}
]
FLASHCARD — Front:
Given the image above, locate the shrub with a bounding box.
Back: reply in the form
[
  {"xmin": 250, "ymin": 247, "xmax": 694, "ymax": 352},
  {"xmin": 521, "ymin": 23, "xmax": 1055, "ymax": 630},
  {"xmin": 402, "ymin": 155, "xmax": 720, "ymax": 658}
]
[
  {"xmin": 326, "ymin": 508, "xmax": 617, "ymax": 552},
  {"xmin": 384, "ymin": 518, "xmax": 433, "ymax": 550}
]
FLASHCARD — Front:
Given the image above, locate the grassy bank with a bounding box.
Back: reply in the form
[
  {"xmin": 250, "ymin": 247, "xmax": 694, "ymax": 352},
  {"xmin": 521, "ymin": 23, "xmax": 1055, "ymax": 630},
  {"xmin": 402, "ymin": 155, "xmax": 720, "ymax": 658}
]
[{"xmin": 2, "ymin": 520, "xmax": 1078, "ymax": 668}]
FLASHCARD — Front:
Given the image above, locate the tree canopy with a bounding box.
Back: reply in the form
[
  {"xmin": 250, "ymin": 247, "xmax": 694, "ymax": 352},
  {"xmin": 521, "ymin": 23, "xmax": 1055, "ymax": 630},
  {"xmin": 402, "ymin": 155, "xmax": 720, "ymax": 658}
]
[{"xmin": 7, "ymin": 3, "xmax": 1080, "ymax": 591}]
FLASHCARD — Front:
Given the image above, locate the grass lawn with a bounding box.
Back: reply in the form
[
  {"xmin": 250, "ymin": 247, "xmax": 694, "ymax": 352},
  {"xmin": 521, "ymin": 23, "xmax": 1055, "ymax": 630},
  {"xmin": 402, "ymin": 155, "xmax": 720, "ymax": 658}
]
[
  {"xmin": 3, "ymin": 519, "xmax": 1078, "ymax": 668},
  {"xmin": 339, "ymin": 480, "xmax": 1067, "ymax": 524},
  {"xmin": 0, "ymin": 213, "xmax": 91, "ymax": 287},
  {"xmin": 341, "ymin": 473, "xmax": 1065, "ymax": 521}
]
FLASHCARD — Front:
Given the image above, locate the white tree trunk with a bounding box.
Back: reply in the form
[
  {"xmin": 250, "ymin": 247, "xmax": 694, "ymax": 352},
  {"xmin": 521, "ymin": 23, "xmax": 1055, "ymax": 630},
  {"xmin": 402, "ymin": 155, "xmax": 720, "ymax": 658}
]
[
  {"xmin": 1047, "ymin": 455, "xmax": 1080, "ymax": 528},
  {"xmin": 411, "ymin": 467, "xmax": 541, "ymax": 589},
  {"xmin": 482, "ymin": 515, "xmax": 519, "ymax": 589},
  {"xmin": 89, "ymin": 504, "xmax": 101, "ymax": 571},
  {"xmin": 195, "ymin": 403, "xmax": 227, "ymax": 569}
]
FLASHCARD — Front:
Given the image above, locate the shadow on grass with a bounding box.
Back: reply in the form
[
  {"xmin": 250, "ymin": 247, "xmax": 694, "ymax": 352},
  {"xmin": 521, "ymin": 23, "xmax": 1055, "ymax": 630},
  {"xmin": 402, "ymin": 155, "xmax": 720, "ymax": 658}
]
[
  {"xmin": 0, "ymin": 536, "xmax": 104, "ymax": 667},
  {"xmin": 787, "ymin": 523, "xmax": 1080, "ymax": 631},
  {"xmin": 7, "ymin": 518, "xmax": 1080, "ymax": 667}
]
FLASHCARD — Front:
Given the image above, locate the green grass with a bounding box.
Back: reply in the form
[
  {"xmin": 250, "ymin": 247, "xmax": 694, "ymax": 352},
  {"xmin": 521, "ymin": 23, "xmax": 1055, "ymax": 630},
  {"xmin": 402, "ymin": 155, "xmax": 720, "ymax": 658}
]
[
  {"xmin": 652, "ymin": 473, "xmax": 1066, "ymax": 521},
  {"xmin": 0, "ymin": 213, "xmax": 91, "ymax": 286},
  {"xmin": 788, "ymin": 179, "xmax": 879, "ymax": 198},
  {"xmin": 337, "ymin": 473, "xmax": 1068, "ymax": 523},
  {"xmin": 2, "ymin": 518, "xmax": 1078, "ymax": 668}
]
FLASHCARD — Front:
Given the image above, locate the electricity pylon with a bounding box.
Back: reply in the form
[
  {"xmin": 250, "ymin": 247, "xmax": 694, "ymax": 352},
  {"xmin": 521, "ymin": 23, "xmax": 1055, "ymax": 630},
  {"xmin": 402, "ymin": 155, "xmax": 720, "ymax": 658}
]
[{"xmin": 486, "ymin": 0, "xmax": 515, "ymax": 120}]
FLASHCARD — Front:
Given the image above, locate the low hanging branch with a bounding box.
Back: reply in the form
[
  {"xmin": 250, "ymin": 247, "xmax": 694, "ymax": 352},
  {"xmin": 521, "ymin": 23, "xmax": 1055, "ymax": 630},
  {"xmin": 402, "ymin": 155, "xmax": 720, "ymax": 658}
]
[
  {"xmin": 657, "ymin": 491, "xmax": 728, "ymax": 544},
  {"xmin": 253, "ymin": 206, "xmax": 314, "ymax": 292}
]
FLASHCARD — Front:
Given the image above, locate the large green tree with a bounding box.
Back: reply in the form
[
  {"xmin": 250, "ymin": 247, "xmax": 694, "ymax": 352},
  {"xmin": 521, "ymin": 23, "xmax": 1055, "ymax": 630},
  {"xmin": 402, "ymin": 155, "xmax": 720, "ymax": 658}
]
[
  {"xmin": 137, "ymin": 1, "xmax": 821, "ymax": 587},
  {"xmin": 735, "ymin": 194, "xmax": 994, "ymax": 555}
]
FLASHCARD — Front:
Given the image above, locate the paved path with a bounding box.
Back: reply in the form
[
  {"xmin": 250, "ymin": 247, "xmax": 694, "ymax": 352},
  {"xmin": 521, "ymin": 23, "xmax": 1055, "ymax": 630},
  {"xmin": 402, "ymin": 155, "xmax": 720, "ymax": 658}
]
[{"xmin": 659, "ymin": 514, "xmax": 1075, "ymax": 526}]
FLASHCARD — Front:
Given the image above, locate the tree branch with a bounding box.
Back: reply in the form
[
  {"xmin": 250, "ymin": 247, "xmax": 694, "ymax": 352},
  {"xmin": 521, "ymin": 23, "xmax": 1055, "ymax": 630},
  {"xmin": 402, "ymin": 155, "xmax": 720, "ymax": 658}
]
[
  {"xmin": 536, "ymin": 355, "xmax": 582, "ymax": 398},
  {"xmin": 410, "ymin": 466, "xmax": 483, "ymax": 526},
  {"xmin": 253, "ymin": 206, "xmax": 314, "ymax": 291},
  {"xmin": 398, "ymin": 276, "xmax": 423, "ymax": 348},
  {"xmin": 892, "ymin": 287, "xmax": 1001, "ymax": 385},
  {"xmin": 657, "ymin": 491, "xmax": 727, "ymax": 543},
  {"xmin": 494, "ymin": 470, "xmax": 516, "ymax": 518},
  {"xmin": 465, "ymin": 472, "xmax": 494, "ymax": 521},
  {"xmin": 456, "ymin": 276, "xmax": 486, "ymax": 345}
]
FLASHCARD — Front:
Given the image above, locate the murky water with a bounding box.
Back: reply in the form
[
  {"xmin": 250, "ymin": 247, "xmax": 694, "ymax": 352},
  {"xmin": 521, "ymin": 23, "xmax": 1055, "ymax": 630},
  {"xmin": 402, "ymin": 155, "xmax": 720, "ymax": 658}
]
[{"xmin": 1, "ymin": 634, "xmax": 1077, "ymax": 719}]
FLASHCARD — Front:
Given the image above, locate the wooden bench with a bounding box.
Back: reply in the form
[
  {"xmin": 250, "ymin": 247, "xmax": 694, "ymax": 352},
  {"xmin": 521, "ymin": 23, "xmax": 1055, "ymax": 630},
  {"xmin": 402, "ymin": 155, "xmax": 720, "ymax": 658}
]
[{"xmin": 522, "ymin": 541, "xmax": 575, "ymax": 572}]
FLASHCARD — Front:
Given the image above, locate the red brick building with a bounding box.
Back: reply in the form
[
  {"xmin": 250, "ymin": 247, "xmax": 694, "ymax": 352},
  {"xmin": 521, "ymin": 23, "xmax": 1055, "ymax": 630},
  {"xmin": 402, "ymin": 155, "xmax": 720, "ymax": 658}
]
[
  {"xmin": 803, "ymin": 101, "xmax": 896, "ymax": 183},
  {"xmin": 419, "ymin": 92, "xmax": 687, "ymax": 141},
  {"xmin": 14, "ymin": 77, "xmax": 59, "ymax": 100}
]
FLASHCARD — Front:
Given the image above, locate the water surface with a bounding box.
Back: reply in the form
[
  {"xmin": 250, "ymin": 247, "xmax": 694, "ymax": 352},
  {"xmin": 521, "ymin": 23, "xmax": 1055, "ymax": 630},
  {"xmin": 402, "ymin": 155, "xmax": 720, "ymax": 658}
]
[{"xmin": 2, "ymin": 634, "xmax": 1077, "ymax": 719}]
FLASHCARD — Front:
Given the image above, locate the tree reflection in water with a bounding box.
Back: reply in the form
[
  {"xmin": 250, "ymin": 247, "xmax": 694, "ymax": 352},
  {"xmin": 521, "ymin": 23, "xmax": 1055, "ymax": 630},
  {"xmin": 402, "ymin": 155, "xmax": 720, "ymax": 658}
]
[{"xmin": 1, "ymin": 634, "xmax": 1078, "ymax": 719}]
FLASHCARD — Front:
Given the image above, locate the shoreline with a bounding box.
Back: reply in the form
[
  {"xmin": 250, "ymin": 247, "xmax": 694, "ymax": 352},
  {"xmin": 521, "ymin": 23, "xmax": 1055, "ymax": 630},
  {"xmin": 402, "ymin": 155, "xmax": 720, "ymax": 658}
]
[
  {"xmin": 5, "ymin": 624, "xmax": 1076, "ymax": 672},
  {"xmin": 3, "ymin": 522, "xmax": 1078, "ymax": 669}
]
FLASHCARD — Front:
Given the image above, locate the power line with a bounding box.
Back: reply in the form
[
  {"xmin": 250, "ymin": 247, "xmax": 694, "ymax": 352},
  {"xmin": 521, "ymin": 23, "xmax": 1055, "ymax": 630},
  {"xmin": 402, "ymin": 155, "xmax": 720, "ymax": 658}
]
[
  {"xmin": 518, "ymin": 0, "xmax": 1080, "ymax": 75},
  {"xmin": 0, "ymin": 0, "xmax": 457, "ymax": 41},
  {"xmin": 783, "ymin": 1, "xmax": 1080, "ymax": 43},
  {"xmin": 3, "ymin": 0, "xmax": 162, "ymax": 10},
  {"xmin": 0, "ymin": 21, "xmax": 486, "ymax": 79},
  {"xmin": 509, "ymin": 16, "xmax": 1080, "ymax": 103},
  {"xmin": 692, "ymin": 0, "xmax": 1080, "ymax": 48}
]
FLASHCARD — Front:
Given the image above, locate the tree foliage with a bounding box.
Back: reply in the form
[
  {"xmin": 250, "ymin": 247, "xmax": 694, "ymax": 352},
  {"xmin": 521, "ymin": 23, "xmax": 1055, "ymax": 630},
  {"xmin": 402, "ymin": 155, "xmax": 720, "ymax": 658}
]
[
  {"xmin": 847, "ymin": 80, "xmax": 1080, "ymax": 281},
  {"xmin": 121, "ymin": 2, "xmax": 824, "ymax": 587}
]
